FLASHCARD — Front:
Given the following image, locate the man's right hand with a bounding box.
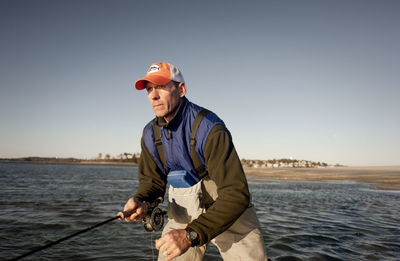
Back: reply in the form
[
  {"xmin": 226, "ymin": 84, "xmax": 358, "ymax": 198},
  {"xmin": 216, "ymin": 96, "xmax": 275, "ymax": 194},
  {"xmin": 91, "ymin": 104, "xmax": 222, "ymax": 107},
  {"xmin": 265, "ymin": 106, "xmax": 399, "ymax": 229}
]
[{"xmin": 120, "ymin": 197, "xmax": 149, "ymax": 222}]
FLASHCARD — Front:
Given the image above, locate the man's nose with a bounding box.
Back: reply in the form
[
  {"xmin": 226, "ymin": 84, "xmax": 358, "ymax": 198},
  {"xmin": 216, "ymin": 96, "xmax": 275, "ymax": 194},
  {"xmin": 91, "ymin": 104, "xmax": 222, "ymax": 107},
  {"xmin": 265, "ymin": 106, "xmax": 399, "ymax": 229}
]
[{"xmin": 149, "ymin": 89, "xmax": 160, "ymax": 100}]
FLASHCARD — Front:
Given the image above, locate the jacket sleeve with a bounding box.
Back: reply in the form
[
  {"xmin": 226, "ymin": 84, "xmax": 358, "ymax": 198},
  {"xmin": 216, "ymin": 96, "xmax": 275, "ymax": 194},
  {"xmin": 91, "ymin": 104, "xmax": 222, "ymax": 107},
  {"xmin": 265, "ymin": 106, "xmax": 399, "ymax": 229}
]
[
  {"xmin": 187, "ymin": 124, "xmax": 250, "ymax": 245},
  {"xmin": 133, "ymin": 137, "xmax": 167, "ymax": 202}
]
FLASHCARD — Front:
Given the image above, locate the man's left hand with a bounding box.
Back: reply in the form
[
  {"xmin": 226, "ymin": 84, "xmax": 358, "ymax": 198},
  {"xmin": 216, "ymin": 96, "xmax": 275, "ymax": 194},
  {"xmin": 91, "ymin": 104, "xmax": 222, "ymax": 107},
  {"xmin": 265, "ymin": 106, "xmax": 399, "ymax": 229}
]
[{"xmin": 155, "ymin": 229, "xmax": 191, "ymax": 261}]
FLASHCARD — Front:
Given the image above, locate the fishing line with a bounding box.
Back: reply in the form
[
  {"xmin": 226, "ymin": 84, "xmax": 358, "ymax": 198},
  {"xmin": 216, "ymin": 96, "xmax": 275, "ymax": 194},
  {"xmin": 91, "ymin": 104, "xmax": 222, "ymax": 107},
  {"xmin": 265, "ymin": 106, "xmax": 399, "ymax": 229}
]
[{"xmin": 151, "ymin": 232, "xmax": 155, "ymax": 261}]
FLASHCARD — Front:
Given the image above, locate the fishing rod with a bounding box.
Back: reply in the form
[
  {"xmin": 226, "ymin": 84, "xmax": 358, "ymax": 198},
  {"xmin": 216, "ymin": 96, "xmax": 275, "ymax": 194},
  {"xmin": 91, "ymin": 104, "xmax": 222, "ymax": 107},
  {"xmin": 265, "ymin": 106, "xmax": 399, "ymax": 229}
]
[{"xmin": 10, "ymin": 199, "xmax": 166, "ymax": 261}]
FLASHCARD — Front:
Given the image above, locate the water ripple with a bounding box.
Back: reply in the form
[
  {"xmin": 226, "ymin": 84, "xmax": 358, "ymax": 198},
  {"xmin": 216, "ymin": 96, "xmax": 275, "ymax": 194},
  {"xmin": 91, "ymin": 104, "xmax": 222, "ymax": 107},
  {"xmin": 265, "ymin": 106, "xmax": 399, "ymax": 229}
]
[{"xmin": 1, "ymin": 163, "xmax": 400, "ymax": 261}]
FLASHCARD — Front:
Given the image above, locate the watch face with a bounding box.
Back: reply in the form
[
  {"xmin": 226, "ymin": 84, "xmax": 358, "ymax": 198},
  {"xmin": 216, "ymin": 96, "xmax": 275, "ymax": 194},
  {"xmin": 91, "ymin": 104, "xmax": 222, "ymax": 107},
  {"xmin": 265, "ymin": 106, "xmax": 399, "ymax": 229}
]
[
  {"xmin": 189, "ymin": 231, "xmax": 198, "ymax": 241},
  {"xmin": 186, "ymin": 228, "xmax": 199, "ymax": 246}
]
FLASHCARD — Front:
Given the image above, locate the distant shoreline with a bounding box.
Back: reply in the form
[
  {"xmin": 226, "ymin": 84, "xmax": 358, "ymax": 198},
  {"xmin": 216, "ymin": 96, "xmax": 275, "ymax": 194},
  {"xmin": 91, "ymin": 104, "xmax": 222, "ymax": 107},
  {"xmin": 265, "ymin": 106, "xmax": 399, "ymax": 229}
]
[
  {"xmin": 0, "ymin": 158, "xmax": 138, "ymax": 166},
  {"xmin": 2, "ymin": 159, "xmax": 399, "ymax": 191},
  {"xmin": 244, "ymin": 166, "xmax": 400, "ymax": 191}
]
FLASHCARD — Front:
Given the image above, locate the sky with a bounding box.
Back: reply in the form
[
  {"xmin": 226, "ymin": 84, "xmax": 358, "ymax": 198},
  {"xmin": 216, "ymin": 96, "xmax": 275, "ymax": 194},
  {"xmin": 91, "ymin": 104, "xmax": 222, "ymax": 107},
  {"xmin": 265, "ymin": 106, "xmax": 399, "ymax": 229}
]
[{"xmin": 1, "ymin": 0, "xmax": 399, "ymax": 166}]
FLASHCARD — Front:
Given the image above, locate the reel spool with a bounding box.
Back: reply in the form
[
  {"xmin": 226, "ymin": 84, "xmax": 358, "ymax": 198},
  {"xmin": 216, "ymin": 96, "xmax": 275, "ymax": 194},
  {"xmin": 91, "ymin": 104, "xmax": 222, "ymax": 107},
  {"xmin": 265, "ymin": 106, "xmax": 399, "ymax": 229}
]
[{"xmin": 142, "ymin": 207, "xmax": 165, "ymax": 232}]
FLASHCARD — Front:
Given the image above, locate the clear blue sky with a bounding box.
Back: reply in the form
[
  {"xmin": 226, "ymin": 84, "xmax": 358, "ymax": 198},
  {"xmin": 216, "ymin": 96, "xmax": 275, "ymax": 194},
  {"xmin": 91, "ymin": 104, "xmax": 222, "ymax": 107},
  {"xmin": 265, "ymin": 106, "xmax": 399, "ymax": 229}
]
[{"xmin": 1, "ymin": 0, "xmax": 399, "ymax": 166}]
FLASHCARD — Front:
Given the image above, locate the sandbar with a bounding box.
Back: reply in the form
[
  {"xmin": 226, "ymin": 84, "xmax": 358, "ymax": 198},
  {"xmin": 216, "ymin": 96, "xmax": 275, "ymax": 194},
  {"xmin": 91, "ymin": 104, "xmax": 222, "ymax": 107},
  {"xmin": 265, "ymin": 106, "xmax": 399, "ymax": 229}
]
[{"xmin": 244, "ymin": 166, "xmax": 400, "ymax": 190}]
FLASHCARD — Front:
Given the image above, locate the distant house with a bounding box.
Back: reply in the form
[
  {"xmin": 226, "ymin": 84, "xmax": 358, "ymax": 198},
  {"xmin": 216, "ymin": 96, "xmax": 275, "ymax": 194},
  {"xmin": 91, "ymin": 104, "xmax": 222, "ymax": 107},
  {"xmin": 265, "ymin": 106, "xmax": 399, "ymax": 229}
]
[{"xmin": 240, "ymin": 158, "xmax": 330, "ymax": 168}]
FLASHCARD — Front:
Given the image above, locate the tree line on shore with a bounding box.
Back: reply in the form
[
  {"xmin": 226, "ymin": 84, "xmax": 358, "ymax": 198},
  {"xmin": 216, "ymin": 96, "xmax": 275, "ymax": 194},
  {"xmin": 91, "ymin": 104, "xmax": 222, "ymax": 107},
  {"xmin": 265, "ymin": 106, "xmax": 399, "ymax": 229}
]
[
  {"xmin": 241, "ymin": 158, "xmax": 343, "ymax": 168},
  {"xmin": 0, "ymin": 153, "xmax": 140, "ymax": 164},
  {"xmin": 1, "ymin": 154, "xmax": 342, "ymax": 168}
]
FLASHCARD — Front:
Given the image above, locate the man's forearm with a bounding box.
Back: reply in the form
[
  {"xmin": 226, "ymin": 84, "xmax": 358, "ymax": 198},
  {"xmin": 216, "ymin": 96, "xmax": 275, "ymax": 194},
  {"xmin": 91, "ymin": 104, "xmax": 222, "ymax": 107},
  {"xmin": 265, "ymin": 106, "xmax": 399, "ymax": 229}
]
[
  {"xmin": 134, "ymin": 138, "xmax": 167, "ymax": 201},
  {"xmin": 187, "ymin": 125, "xmax": 251, "ymax": 245}
]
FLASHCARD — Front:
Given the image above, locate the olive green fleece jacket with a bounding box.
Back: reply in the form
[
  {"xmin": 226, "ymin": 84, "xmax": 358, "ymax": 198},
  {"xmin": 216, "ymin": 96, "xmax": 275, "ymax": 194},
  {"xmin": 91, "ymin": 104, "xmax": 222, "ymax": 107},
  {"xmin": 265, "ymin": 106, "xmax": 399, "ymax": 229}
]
[{"xmin": 134, "ymin": 121, "xmax": 250, "ymax": 246}]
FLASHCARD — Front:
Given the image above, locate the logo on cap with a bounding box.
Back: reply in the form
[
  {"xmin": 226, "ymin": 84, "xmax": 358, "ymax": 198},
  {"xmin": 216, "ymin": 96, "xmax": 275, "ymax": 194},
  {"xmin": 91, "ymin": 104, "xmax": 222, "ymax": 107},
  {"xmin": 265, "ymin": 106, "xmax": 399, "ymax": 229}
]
[{"xmin": 147, "ymin": 64, "xmax": 161, "ymax": 74}]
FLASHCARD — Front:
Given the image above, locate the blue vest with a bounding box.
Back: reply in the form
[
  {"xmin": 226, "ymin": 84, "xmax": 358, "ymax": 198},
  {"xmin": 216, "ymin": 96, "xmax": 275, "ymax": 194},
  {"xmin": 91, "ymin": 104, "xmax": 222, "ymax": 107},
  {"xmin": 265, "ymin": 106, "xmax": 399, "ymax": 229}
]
[{"xmin": 142, "ymin": 98, "xmax": 225, "ymax": 178}]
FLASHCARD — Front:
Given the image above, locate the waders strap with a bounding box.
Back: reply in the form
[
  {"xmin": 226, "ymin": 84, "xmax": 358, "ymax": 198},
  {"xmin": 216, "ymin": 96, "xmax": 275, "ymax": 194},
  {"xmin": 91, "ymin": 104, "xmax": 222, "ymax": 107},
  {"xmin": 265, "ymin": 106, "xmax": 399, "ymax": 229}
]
[
  {"xmin": 190, "ymin": 109, "xmax": 211, "ymax": 179},
  {"xmin": 152, "ymin": 119, "xmax": 168, "ymax": 174}
]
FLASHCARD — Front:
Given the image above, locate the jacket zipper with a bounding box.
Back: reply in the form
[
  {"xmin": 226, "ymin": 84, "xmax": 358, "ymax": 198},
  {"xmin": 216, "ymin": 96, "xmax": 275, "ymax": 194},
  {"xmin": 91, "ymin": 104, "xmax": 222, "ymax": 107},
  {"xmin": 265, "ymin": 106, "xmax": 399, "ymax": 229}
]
[
  {"xmin": 163, "ymin": 127, "xmax": 174, "ymax": 172},
  {"xmin": 167, "ymin": 129, "xmax": 174, "ymax": 169}
]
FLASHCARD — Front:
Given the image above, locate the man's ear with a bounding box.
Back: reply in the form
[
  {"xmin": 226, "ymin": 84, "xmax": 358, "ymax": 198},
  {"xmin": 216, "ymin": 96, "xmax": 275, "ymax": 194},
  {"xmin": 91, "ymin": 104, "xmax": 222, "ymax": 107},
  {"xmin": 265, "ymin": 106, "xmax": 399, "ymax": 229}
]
[{"xmin": 178, "ymin": 82, "xmax": 187, "ymax": 98}]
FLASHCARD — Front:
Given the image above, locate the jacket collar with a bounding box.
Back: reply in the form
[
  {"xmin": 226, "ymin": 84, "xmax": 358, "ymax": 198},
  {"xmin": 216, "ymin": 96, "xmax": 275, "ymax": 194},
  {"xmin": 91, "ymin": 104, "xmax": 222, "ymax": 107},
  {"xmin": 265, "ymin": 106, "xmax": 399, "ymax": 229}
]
[{"xmin": 156, "ymin": 97, "xmax": 188, "ymax": 128}]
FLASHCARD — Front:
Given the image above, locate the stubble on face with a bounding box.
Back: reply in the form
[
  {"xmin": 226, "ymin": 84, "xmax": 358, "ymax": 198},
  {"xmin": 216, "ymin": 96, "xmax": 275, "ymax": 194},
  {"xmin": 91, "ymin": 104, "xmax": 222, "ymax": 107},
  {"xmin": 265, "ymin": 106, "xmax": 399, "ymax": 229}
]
[{"xmin": 146, "ymin": 81, "xmax": 183, "ymax": 122}]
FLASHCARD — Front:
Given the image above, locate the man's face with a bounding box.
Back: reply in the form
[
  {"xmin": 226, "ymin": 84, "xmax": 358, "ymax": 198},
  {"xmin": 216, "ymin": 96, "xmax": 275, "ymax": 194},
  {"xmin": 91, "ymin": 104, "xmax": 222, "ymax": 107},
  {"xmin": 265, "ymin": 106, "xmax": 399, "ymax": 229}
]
[{"xmin": 145, "ymin": 81, "xmax": 185, "ymax": 122}]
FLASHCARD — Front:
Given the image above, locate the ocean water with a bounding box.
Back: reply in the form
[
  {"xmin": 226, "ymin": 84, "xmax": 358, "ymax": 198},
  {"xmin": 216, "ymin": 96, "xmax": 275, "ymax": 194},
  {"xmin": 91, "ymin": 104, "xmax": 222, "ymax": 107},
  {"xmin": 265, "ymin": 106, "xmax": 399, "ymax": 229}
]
[{"xmin": 0, "ymin": 162, "xmax": 399, "ymax": 261}]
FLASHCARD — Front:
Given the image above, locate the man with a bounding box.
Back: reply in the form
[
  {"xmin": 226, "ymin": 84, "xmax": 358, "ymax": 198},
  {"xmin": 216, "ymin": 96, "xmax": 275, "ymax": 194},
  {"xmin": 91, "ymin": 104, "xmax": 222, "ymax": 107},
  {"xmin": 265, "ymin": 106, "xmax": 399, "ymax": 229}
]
[{"xmin": 122, "ymin": 62, "xmax": 267, "ymax": 260}]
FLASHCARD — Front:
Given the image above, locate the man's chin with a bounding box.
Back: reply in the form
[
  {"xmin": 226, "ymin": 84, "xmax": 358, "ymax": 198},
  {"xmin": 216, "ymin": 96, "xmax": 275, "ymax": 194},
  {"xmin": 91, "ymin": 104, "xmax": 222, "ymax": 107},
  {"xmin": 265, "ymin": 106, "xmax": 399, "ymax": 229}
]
[{"xmin": 154, "ymin": 111, "xmax": 167, "ymax": 118}]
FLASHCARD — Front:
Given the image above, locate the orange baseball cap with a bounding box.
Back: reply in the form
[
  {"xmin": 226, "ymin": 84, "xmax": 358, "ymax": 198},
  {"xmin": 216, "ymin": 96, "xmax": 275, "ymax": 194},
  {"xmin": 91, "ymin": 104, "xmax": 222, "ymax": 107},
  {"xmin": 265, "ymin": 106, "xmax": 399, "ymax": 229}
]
[{"xmin": 134, "ymin": 62, "xmax": 185, "ymax": 90}]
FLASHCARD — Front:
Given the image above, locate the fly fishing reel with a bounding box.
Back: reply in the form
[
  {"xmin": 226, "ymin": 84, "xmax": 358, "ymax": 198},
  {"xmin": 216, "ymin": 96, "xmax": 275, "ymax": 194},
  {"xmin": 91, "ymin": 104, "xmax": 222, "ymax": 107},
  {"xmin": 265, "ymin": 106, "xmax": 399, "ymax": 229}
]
[{"xmin": 142, "ymin": 206, "xmax": 166, "ymax": 232}]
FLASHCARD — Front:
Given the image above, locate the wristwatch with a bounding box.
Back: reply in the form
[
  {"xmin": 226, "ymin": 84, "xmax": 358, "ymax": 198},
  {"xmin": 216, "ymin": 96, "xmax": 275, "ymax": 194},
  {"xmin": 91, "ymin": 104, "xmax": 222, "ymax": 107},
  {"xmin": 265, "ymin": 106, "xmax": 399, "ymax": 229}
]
[{"xmin": 185, "ymin": 227, "xmax": 200, "ymax": 247}]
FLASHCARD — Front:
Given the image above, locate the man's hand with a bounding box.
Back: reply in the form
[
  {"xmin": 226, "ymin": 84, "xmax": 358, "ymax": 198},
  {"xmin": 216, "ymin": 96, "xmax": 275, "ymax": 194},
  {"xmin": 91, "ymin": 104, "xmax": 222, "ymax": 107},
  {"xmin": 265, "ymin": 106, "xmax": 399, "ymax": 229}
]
[
  {"xmin": 119, "ymin": 197, "xmax": 148, "ymax": 222},
  {"xmin": 155, "ymin": 229, "xmax": 191, "ymax": 261}
]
